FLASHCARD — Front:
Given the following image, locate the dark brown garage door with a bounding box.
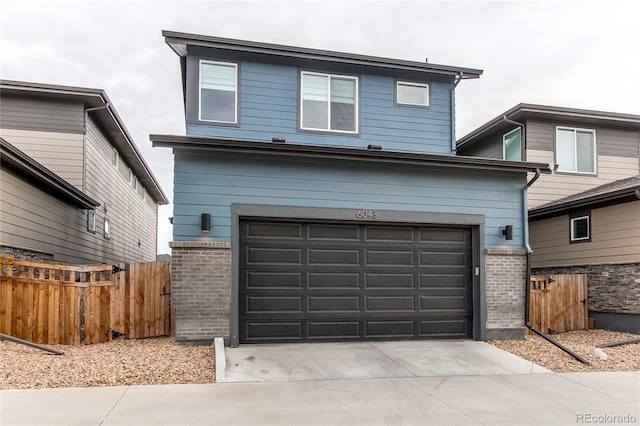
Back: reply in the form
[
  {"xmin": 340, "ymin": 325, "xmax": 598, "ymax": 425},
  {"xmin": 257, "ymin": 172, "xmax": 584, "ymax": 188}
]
[{"xmin": 239, "ymin": 220, "xmax": 473, "ymax": 343}]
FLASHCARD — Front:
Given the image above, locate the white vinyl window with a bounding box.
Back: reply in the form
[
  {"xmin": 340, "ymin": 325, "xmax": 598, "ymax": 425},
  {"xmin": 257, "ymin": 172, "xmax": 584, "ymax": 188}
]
[
  {"xmin": 104, "ymin": 218, "xmax": 111, "ymax": 239},
  {"xmin": 396, "ymin": 81, "xmax": 429, "ymax": 107},
  {"xmin": 199, "ymin": 60, "xmax": 238, "ymax": 123},
  {"xmin": 570, "ymin": 216, "xmax": 590, "ymax": 242},
  {"xmin": 503, "ymin": 128, "xmax": 522, "ymax": 161},
  {"xmin": 301, "ymin": 71, "xmax": 358, "ymax": 133},
  {"xmin": 112, "ymin": 147, "xmax": 119, "ymax": 168},
  {"xmin": 556, "ymin": 127, "xmax": 596, "ymax": 174},
  {"xmin": 87, "ymin": 211, "xmax": 96, "ymax": 233}
]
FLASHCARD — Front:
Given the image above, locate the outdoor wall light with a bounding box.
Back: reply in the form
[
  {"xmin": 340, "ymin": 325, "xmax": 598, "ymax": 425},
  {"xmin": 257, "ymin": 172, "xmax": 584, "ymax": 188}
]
[
  {"xmin": 201, "ymin": 213, "xmax": 211, "ymax": 232},
  {"xmin": 502, "ymin": 225, "xmax": 513, "ymax": 241}
]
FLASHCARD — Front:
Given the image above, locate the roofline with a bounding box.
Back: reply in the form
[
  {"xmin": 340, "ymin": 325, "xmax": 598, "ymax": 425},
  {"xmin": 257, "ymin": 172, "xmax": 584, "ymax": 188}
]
[
  {"xmin": 0, "ymin": 80, "xmax": 169, "ymax": 205},
  {"xmin": 151, "ymin": 134, "xmax": 553, "ymax": 174},
  {"xmin": 529, "ymin": 184, "xmax": 640, "ymax": 220},
  {"xmin": 1, "ymin": 138, "xmax": 100, "ymax": 209},
  {"xmin": 161, "ymin": 30, "xmax": 483, "ymax": 80},
  {"xmin": 457, "ymin": 103, "xmax": 640, "ymax": 148}
]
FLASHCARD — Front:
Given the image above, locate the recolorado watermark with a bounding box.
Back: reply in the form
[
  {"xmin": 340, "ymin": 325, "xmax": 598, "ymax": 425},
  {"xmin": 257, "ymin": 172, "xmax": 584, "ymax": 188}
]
[{"xmin": 576, "ymin": 413, "xmax": 638, "ymax": 424}]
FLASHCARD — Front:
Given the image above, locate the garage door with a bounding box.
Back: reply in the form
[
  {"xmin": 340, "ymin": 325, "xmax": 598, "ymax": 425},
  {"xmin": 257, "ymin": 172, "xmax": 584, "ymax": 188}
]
[{"xmin": 239, "ymin": 220, "xmax": 473, "ymax": 343}]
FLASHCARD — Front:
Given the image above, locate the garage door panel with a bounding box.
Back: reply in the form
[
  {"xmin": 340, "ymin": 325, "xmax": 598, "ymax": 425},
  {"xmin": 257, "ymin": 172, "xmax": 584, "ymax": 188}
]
[
  {"xmin": 366, "ymin": 250, "xmax": 414, "ymax": 266},
  {"xmin": 308, "ymin": 273, "xmax": 360, "ymax": 288},
  {"xmin": 308, "ymin": 224, "xmax": 360, "ymax": 240},
  {"xmin": 366, "ymin": 320, "xmax": 415, "ymax": 337},
  {"xmin": 308, "ymin": 296, "xmax": 360, "ymax": 312},
  {"xmin": 247, "ymin": 296, "xmax": 302, "ymax": 312},
  {"xmin": 308, "ymin": 321, "xmax": 360, "ymax": 339},
  {"xmin": 246, "ymin": 272, "xmax": 302, "ymax": 289},
  {"xmin": 420, "ymin": 295, "xmax": 468, "ymax": 311},
  {"xmin": 420, "ymin": 319, "xmax": 469, "ymax": 337},
  {"xmin": 244, "ymin": 322, "xmax": 303, "ymax": 341},
  {"xmin": 366, "ymin": 296, "xmax": 415, "ymax": 311},
  {"xmin": 420, "ymin": 251, "xmax": 466, "ymax": 267},
  {"xmin": 365, "ymin": 226, "xmax": 414, "ymax": 241},
  {"xmin": 365, "ymin": 273, "xmax": 415, "ymax": 289},
  {"xmin": 308, "ymin": 248, "xmax": 359, "ymax": 265},
  {"xmin": 246, "ymin": 222, "xmax": 303, "ymax": 239},
  {"xmin": 248, "ymin": 247, "xmax": 302, "ymax": 264},
  {"xmin": 420, "ymin": 228, "xmax": 469, "ymax": 243},
  {"xmin": 420, "ymin": 274, "xmax": 466, "ymax": 288}
]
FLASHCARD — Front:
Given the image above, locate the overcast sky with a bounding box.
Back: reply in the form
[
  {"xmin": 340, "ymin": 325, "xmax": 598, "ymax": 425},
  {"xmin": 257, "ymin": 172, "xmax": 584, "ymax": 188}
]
[{"xmin": 2, "ymin": 0, "xmax": 639, "ymax": 254}]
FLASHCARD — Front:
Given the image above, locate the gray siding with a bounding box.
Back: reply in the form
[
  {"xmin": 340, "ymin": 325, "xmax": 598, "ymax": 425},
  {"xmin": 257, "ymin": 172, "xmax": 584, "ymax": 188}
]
[
  {"xmin": 0, "ymin": 96, "xmax": 85, "ymax": 134},
  {"xmin": 1, "ymin": 168, "xmax": 98, "ymax": 264},
  {"xmin": 84, "ymin": 118, "xmax": 158, "ymax": 262},
  {"xmin": 458, "ymin": 131, "xmax": 504, "ymax": 159}
]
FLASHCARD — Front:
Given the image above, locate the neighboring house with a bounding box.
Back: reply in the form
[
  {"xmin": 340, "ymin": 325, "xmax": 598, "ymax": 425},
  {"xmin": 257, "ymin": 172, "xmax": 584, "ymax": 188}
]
[
  {"xmin": 456, "ymin": 104, "xmax": 640, "ymax": 333},
  {"xmin": 0, "ymin": 80, "xmax": 169, "ymax": 264},
  {"xmin": 152, "ymin": 31, "xmax": 552, "ymax": 346}
]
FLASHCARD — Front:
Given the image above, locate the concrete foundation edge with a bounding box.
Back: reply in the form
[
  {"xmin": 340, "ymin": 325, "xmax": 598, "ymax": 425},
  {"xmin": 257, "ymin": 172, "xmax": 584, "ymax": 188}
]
[
  {"xmin": 214, "ymin": 337, "xmax": 226, "ymax": 383},
  {"xmin": 485, "ymin": 328, "xmax": 526, "ymax": 340}
]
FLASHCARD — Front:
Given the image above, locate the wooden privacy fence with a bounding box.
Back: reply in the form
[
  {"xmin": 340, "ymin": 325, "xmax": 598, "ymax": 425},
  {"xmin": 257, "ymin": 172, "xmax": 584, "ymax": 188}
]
[
  {"xmin": 529, "ymin": 274, "xmax": 588, "ymax": 334},
  {"xmin": 0, "ymin": 257, "xmax": 171, "ymax": 345}
]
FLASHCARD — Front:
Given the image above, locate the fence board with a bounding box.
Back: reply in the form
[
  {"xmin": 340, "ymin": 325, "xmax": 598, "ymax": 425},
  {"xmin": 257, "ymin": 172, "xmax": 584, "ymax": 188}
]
[{"xmin": 529, "ymin": 274, "xmax": 588, "ymax": 334}]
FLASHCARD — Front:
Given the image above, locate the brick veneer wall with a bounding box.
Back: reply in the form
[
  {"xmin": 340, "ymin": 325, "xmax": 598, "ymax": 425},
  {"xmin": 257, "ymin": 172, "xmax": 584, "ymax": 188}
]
[
  {"xmin": 169, "ymin": 241, "xmax": 231, "ymax": 345},
  {"xmin": 532, "ymin": 263, "xmax": 640, "ymax": 315},
  {"xmin": 485, "ymin": 249, "xmax": 527, "ymax": 340}
]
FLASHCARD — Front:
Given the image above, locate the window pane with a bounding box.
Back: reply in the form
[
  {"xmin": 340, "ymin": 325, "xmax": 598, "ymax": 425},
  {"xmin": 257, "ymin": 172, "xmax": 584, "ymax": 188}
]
[
  {"xmin": 572, "ymin": 217, "xmax": 589, "ymax": 240},
  {"xmin": 504, "ymin": 129, "xmax": 521, "ymax": 161},
  {"xmin": 330, "ymin": 77, "xmax": 356, "ymax": 131},
  {"xmin": 302, "ymin": 74, "xmax": 329, "ymax": 129},
  {"xmin": 397, "ymin": 83, "xmax": 429, "ymax": 106},
  {"xmin": 200, "ymin": 62, "xmax": 237, "ymax": 122},
  {"xmin": 576, "ymin": 131, "xmax": 595, "ymax": 173},
  {"xmin": 556, "ymin": 129, "xmax": 576, "ymax": 172}
]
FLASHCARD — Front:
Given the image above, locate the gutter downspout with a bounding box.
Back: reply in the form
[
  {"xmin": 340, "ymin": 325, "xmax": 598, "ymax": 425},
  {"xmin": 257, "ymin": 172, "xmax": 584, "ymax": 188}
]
[
  {"xmin": 523, "ymin": 167, "xmax": 589, "ymax": 364},
  {"xmin": 451, "ymin": 72, "xmax": 464, "ymax": 152}
]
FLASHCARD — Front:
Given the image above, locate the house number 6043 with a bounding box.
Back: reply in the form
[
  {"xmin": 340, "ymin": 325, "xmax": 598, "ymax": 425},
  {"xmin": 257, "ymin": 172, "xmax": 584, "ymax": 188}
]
[{"xmin": 356, "ymin": 210, "xmax": 378, "ymax": 219}]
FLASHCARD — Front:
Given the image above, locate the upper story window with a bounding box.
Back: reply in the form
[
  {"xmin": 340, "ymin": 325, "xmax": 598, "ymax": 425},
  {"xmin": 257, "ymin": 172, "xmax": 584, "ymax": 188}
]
[
  {"xmin": 556, "ymin": 127, "xmax": 596, "ymax": 174},
  {"xmin": 87, "ymin": 211, "xmax": 96, "ymax": 233},
  {"xmin": 503, "ymin": 128, "xmax": 522, "ymax": 161},
  {"xmin": 200, "ymin": 60, "xmax": 238, "ymax": 123},
  {"xmin": 396, "ymin": 81, "xmax": 429, "ymax": 107},
  {"xmin": 300, "ymin": 71, "xmax": 358, "ymax": 133},
  {"xmin": 112, "ymin": 147, "xmax": 119, "ymax": 169}
]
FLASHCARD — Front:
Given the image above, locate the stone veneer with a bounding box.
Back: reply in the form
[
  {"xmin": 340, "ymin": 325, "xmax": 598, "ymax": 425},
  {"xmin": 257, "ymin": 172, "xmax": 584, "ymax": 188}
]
[
  {"xmin": 0, "ymin": 244, "xmax": 54, "ymax": 261},
  {"xmin": 169, "ymin": 241, "xmax": 231, "ymax": 345},
  {"xmin": 532, "ymin": 263, "xmax": 640, "ymax": 315},
  {"xmin": 485, "ymin": 249, "xmax": 527, "ymax": 340}
]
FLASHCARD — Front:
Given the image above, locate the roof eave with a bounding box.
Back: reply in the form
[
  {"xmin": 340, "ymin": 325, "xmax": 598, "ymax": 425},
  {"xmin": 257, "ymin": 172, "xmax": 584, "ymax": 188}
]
[
  {"xmin": 529, "ymin": 188, "xmax": 640, "ymax": 220},
  {"xmin": 151, "ymin": 134, "xmax": 552, "ymax": 174},
  {"xmin": 162, "ymin": 30, "xmax": 483, "ymax": 79}
]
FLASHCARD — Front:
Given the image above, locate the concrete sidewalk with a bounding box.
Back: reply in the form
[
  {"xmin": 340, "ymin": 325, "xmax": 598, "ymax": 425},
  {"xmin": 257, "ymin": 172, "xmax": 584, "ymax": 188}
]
[{"xmin": 1, "ymin": 372, "xmax": 638, "ymax": 425}]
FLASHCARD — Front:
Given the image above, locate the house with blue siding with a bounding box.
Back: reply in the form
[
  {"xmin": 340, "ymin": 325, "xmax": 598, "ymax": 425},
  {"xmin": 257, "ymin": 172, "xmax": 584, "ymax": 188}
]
[{"xmin": 152, "ymin": 31, "xmax": 552, "ymax": 346}]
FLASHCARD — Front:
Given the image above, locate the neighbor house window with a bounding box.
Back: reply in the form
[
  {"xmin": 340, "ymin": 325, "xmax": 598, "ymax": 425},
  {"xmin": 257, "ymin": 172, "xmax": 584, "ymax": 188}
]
[
  {"xmin": 396, "ymin": 81, "xmax": 429, "ymax": 107},
  {"xmin": 570, "ymin": 215, "xmax": 590, "ymax": 242},
  {"xmin": 104, "ymin": 218, "xmax": 111, "ymax": 239},
  {"xmin": 112, "ymin": 147, "xmax": 118, "ymax": 168},
  {"xmin": 503, "ymin": 128, "xmax": 522, "ymax": 161},
  {"xmin": 87, "ymin": 211, "xmax": 96, "ymax": 233},
  {"xmin": 301, "ymin": 71, "xmax": 358, "ymax": 133},
  {"xmin": 199, "ymin": 60, "xmax": 238, "ymax": 123},
  {"xmin": 556, "ymin": 127, "xmax": 596, "ymax": 174}
]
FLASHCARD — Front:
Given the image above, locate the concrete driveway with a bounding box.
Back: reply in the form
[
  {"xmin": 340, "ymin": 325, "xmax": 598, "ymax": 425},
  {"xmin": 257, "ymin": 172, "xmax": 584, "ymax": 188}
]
[{"xmin": 220, "ymin": 339, "xmax": 552, "ymax": 382}]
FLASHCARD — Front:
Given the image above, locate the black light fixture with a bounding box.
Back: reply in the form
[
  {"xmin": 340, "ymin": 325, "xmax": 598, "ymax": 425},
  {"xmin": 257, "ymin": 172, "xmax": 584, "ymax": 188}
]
[
  {"xmin": 201, "ymin": 213, "xmax": 211, "ymax": 232},
  {"xmin": 502, "ymin": 225, "xmax": 513, "ymax": 240},
  {"xmin": 272, "ymin": 137, "xmax": 286, "ymax": 143},
  {"xmin": 367, "ymin": 144, "xmax": 382, "ymax": 150}
]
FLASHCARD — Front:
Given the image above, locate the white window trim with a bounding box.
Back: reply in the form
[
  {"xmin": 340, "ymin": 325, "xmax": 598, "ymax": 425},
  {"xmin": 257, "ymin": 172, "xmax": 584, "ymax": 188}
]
[
  {"xmin": 396, "ymin": 81, "xmax": 430, "ymax": 107},
  {"xmin": 555, "ymin": 126, "xmax": 597, "ymax": 174},
  {"xmin": 570, "ymin": 215, "xmax": 590, "ymax": 242},
  {"xmin": 300, "ymin": 71, "xmax": 359, "ymax": 134},
  {"xmin": 503, "ymin": 127, "xmax": 522, "ymax": 161},
  {"xmin": 199, "ymin": 60, "xmax": 238, "ymax": 124}
]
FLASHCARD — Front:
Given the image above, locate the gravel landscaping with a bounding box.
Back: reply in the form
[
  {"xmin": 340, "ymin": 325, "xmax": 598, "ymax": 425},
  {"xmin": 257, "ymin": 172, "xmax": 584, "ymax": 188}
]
[{"xmin": 1, "ymin": 330, "xmax": 637, "ymax": 390}]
